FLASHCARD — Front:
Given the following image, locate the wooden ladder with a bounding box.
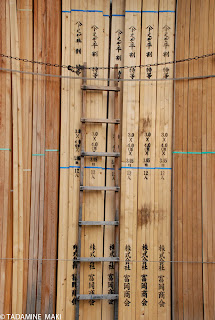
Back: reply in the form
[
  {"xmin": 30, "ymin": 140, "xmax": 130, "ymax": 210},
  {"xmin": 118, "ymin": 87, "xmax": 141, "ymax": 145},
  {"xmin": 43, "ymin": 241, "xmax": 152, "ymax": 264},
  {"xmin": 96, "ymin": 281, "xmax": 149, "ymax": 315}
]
[{"xmin": 75, "ymin": 63, "xmax": 120, "ymax": 320}]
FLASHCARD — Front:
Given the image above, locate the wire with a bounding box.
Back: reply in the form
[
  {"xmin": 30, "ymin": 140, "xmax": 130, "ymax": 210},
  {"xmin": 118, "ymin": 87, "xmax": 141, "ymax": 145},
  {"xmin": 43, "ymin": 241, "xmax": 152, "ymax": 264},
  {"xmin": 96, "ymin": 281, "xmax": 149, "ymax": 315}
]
[
  {"xmin": 1, "ymin": 66, "xmax": 215, "ymax": 82},
  {"xmin": 1, "ymin": 51, "xmax": 215, "ymax": 71}
]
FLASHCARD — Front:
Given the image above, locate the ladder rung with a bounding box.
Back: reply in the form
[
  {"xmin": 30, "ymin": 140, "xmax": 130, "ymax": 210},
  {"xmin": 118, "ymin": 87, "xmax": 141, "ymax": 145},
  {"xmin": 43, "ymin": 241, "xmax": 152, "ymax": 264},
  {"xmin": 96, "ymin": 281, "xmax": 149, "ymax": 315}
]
[
  {"xmin": 81, "ymin": 151, "xmax": 120, "ymax": 157},
  {"xmin": 80, "ymin": 186, "xmax": 119, "ymax": 191},
  {"xmin": 77, "ymin": 257, "xmax": 119, "ymax": 262},
  {"xmin": 79, "ymin": 221, "xmax": 119, "ymax": 226},
  {"xmin": 77, "ymin": 294, "xmax": 118, "ymax": 300},
  {"xmin": 81, "ymin": 118, "xmax": 120, "ymax": 124},
  {"xmin": 81, "ymin": 85, "xmax": 120, "ymax": 92}
]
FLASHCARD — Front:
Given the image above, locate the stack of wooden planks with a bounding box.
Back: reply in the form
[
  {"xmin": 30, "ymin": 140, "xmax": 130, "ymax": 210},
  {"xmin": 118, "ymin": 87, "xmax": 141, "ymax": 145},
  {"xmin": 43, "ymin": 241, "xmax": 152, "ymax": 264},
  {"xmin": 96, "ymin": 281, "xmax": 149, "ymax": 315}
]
[
  {"xmin": 1, "ymin": 0, "xmax": 215, "ymax": 318},
  {"xmin": 173, "ymin": 0, "xmax": 215, "ymax": 319}
]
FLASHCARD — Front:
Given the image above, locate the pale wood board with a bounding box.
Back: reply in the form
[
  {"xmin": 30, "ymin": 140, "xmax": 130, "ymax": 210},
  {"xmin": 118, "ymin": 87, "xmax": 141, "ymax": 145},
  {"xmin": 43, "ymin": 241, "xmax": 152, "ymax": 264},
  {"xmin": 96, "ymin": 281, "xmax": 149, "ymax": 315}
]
[
  {"xmin": 17, "ymin": 0, "xmax": 33, "ymax": 313},
  {"xmin": 172, "ymin": 0, "xmax": 184, "ymax": 317},
  {"xmin": 136, "ymin": 1, "xmax": 158, "ymax": 319},
  {"xmin": 0, "ymin": 0, "xmax": 13, "ymax": 314},
  {"xmin": 56, "ymin": 0, "xmax": 71, "ymax": 317},
  {"xmin": 212, "ymin": 1, "xmax": 215, "ymax": 317},
  {"xmin": 41, "ymin": 0, "xmax": 61, "ymax": 317},
  {"xmin": 202, "ymin": 0, "xmax": 214, "ymax": 318},
  {"xmin": 187, "ymin": 0, "xmax": 196, "ymax": 316},
  {"xmin": 81, "ymin": 1, "xmax": 107, "ymax": 318},
  {"xmin": 102, "ymin": 0, "xmax": 125, "ymax": 318},
  {"xmin": 119, "ymin": 0, "xmax": 141, "ymax": 319},
  {"xmin": 27, "ymin": 0, "xmax": 45, "ymax": 313},
  {"xmin": 9, "ymin": 0, "xmax": 24, "ymax": 313},
  {"xmin": 155, "ymin": 1, "xmax": 175, "ymax": 319}
]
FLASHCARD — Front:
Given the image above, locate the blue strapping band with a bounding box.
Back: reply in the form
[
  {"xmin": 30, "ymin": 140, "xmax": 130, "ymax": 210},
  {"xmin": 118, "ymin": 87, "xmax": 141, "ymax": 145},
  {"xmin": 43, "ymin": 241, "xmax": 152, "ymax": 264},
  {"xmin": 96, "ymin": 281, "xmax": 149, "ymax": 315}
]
[
  {"xmin": 103, "ymin": 14, "xmax": 110, "ymax": 17},
  {"xmin": 62, "ymin": 9, "xmax": 103, "ymax": 13},
  {"xmin": 112, "ymin": 14, "xmax": 125, "ymax": 16},
  {"xmin": 121, "ymin": 166, "xmax": 172, "ymax": 170},
  {"xmin": 159, "ymin": 10, "xmax": 175, "ymax": 13},
  {"xmin": 60, "ymin": 166, "xmax": 172, "ymax": 170},
  {"xmin": 142, "ymin": 10, "xmax": 158, "ymax": 13},
  {"xmin": 84, "ymin": 166, "xmax": 103, "ymax": 169},
  {"xmin": 125, "ymin": 10, "xmax": 141, "ymax": 13}
]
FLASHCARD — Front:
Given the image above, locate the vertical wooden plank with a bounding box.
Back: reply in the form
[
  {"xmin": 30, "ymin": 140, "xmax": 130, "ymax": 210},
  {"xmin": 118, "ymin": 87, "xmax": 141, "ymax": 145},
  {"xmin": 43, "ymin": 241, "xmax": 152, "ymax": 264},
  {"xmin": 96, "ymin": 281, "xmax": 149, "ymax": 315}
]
[
  {"xmin": 41, "ymin": 0, "xmax": 61, "ymax": 317},
  {"xmin": 0, "ymin": 0, "xmax": 13, "ymax": 314},
  {"xmin": 211, "ymin": 1, "xmax": 215, "ymax": 317},
  {"xmin": 27, "ymin": 0, "xmax": 46, "ymax": 313},
  {"xmin": 172, "ymin": 0, "xmax": 184, "ymax": 318},
  {"xmin": 119, "ymin": 0, "xmax": 141, "ymax": 319},
  {"xmin": 9, "ymin": 0, "xmax": 24, "ymax": 313},
  {"xmin": 56, "ymin": 0, "xmax": 70, "ymax": 318},
  {"xmin": 203, "ymin": 0, "xmax": 215, "ymax": 318},
  {"xmin": 17, "ymin": 0, "xmax": 33, "ymax": 313},
  {"xmin": 155, "ymin": 1, "xmax": 175, "ymax": 319},
  {"xmin": 102, "ymin": 0, "xmax": 125, "ymax": 319},
  {"xmin": 136, "ymin": 1, "xmax": 158, "ymax": 319},
  {"xmin": 81, "ymin": 1, "xmax": 107, "ymax": 319},
  {"xmin": 65, "ymin": 0, "xmax": 84, "ymax": 319}
]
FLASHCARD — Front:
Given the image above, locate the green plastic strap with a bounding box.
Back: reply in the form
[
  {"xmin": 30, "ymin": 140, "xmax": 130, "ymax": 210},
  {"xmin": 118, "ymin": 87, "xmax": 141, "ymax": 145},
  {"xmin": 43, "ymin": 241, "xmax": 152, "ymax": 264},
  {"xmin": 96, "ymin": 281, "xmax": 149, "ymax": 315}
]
[
  {"xmin": 32, "ymin": 153, "xmax": 45, "ymax": 156},
  {"xmin": 173, "ymin": 151, "xmax": 215, "ymax": 154},
  {"xmin": 45, "ymin": 149, "xmax": 59, "ymax": 152},
  {"xmin": 0, "ymin": 148, "xmax": 11, "ymax": 151}
]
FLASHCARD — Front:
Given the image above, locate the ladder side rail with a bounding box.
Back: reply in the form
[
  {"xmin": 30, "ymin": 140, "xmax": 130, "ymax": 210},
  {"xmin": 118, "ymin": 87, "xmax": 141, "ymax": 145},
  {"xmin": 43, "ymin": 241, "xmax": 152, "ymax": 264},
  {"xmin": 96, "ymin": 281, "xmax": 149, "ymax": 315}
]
[
  {"xmin": 114, "ymin": 65, "xmax": 120, "ymax": 320},
  {"xmin": 76, "ymin": 62, "xmax": 87, "ymax": 320}
]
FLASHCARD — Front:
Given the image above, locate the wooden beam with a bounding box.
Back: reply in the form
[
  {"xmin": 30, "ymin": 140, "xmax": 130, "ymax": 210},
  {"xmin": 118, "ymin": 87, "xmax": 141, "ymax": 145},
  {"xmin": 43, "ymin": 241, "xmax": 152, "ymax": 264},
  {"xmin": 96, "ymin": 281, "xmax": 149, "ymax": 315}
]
[
  {"xmin": 136, "ymin": 1, "xmax": 159, "ymax": 319},
  {"xmin": 9, "ymin": 0, "xmax": 24, "ymax": 313},
  {"xmin": 119, "ymin": 0, "xmax": 141, "ymax": 319},
  {"xmin": 17, "ymin": 0, "xmax": 33, "ymax": 313},
  {"xmin": 56, "ymin": 0, "xmax": 71, "ymax": 318},
  {"xmin": 0, "ymin": 0, "xmax": 13, "ymax": 315},
  {"xmin": 41, "ymin": 0, "xmax": 61, "ymax": 317},
  {"xmin": 27, "ymin": 0, "xmax": 46, "ymax": 314},
  {"xmin": 102, "ymin": 2, "xmax": 125, "ymax": 318}
]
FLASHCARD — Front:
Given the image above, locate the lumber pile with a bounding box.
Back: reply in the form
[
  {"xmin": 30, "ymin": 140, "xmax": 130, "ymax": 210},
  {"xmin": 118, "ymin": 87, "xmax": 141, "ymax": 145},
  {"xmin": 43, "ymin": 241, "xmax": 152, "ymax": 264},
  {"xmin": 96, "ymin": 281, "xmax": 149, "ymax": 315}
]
[
  {"xmin": 173, "ymin": 0, "xmax": 215, "ymax": 319},
  {"xmin": 1, "ymin": 0, "xmax": 215, "ymax": 319}
]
